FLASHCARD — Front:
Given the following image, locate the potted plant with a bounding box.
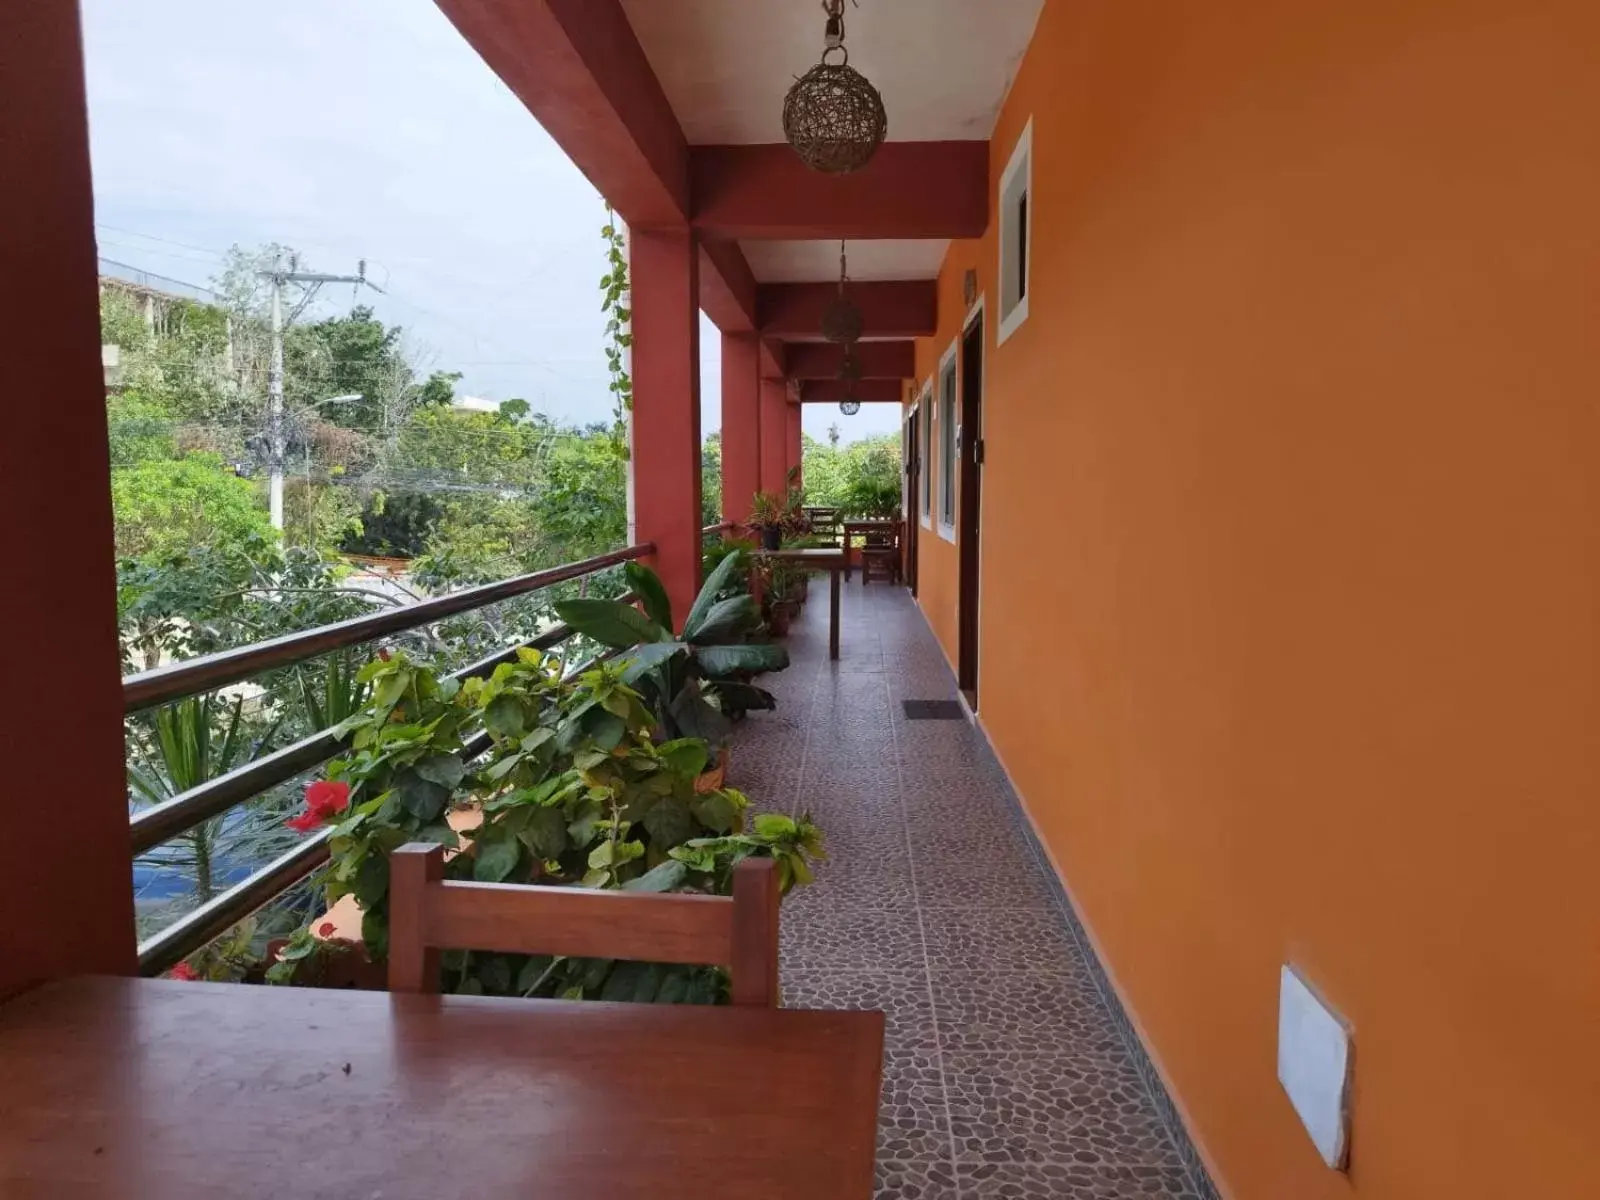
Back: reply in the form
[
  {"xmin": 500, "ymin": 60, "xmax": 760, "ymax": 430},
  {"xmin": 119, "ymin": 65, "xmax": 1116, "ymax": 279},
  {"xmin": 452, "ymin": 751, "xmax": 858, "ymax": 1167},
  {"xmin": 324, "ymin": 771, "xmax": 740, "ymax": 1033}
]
[
  {"xmin": 554, "ymin": 556, "xmax": 789, "ymax": 745},
  {"xmin": 271, "ymin": 648, "xmax": 824, "ymax": 1000},
  {"xmin": 748, "ymin": 491, "xmax": 786, "ymax": 550},
  {"xmin": 782, "ymin": 468, "xmax": 810, "ymax": 538}
]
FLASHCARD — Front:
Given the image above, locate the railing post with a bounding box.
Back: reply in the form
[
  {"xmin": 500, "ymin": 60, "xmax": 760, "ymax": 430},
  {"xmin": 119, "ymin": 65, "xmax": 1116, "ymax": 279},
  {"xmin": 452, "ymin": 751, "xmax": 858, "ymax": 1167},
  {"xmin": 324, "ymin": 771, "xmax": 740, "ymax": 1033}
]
[
  {"xmin": 728, "ymin": 858, "xmax": 780, "ymax": 1007},
  {"xmin": 630, "ymin": 227, "xmax": 704, "ymax": 627}
]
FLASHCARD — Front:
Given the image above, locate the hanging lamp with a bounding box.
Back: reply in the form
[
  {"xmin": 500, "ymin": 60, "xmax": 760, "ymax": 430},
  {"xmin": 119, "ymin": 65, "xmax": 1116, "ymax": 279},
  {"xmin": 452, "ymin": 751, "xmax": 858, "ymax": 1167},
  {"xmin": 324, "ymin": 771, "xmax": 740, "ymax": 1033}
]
[
  {"xmin": 782, "ymin": 0, "xmax": 887, "ymax": 175},
  {"xmin": 821, "ymin": 240, "xmax": 864, "ymax": 344},
  {"xmin": 838, "ymin": 347, "xmax": 862, "ymax": 413}
]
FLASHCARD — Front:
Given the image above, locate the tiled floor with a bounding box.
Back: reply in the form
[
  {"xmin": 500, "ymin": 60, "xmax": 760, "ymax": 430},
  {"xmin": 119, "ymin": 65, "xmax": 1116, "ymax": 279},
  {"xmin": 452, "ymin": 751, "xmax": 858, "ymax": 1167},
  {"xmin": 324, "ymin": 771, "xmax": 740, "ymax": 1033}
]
[{"xmin": 731, "ymin": 580, "xmax": 1206, "ymax": 1200}]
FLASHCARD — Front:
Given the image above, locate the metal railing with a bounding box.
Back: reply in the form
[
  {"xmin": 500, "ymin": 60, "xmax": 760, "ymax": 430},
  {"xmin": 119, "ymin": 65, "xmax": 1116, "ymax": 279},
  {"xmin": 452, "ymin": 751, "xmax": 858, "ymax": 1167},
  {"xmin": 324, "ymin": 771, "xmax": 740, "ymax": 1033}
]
[
  {"xmin": 125, "ymin": 545, "xmax": 650, "ymax": 713},
  {"xmin": 130, "ymin": 542, "xmax": 653, "ymax": 976}
]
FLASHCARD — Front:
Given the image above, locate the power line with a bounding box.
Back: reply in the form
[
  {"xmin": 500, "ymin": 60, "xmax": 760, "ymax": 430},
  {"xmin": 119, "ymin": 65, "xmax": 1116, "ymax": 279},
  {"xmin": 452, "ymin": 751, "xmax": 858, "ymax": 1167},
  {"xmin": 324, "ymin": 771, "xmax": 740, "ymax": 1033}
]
[{"xmin": 95, "ymin": 223, "xmax": 229, "ymax": 259}]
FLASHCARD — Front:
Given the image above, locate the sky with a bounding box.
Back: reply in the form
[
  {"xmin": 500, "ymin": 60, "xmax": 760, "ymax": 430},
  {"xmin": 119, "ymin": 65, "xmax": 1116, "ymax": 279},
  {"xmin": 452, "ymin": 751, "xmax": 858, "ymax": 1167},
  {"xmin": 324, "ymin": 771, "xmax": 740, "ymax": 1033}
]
[{"xmin": 80, "ymin": 0, "xmax": 903, "ymax": 444}]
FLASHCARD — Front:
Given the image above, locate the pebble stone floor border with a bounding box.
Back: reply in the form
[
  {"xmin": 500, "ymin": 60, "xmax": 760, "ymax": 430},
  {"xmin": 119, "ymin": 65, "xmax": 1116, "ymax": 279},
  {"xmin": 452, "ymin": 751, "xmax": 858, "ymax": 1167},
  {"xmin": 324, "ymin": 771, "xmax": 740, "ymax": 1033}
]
[{"xmin": 729, "ymin": 580, "xmax": 1213, "ymax": 1200}]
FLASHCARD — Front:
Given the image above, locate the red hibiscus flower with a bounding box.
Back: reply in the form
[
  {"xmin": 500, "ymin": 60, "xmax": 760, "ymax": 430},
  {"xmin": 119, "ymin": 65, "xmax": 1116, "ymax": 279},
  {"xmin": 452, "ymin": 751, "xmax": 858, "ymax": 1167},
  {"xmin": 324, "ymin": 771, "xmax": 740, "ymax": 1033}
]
[
  {"xmin": 286, "ymin": 779, "xmax": 351, "ymax": 832},
  {"xmin": 169, "ymin": 962, "xmax": 200, "ymax": 981}
]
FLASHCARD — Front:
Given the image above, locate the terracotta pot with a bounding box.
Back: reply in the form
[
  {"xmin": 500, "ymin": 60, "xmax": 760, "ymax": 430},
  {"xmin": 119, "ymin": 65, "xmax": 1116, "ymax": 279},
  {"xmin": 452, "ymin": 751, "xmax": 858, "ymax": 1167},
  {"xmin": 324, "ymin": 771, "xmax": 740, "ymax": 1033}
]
[{"xmin": 768, "ymin": 602, "xmax": 792, "ymax": 635}]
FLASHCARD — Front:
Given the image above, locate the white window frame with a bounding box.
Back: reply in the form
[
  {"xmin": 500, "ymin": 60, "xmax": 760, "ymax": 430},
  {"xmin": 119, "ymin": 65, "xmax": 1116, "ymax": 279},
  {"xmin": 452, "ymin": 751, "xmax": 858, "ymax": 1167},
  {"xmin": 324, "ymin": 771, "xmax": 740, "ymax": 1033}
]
[
  {"xmin": 996, "ymin": 118, "xmax": 1033, "ymax": 347},
  {"xmin": 936, "ymin": 340, "xmax": 959, "ymax": 542},
  {"xmin": 917, "ymin": 378, "xmax": 934, "ymax": 529}
]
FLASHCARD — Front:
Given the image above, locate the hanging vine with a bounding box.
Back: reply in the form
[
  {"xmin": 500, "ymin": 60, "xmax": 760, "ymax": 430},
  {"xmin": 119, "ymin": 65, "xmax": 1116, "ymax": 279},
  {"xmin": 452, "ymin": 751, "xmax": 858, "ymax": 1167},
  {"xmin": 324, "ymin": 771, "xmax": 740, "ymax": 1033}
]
[{"xmin": 599, "ymin": 206, "xmax": 632, "ymax": 458}]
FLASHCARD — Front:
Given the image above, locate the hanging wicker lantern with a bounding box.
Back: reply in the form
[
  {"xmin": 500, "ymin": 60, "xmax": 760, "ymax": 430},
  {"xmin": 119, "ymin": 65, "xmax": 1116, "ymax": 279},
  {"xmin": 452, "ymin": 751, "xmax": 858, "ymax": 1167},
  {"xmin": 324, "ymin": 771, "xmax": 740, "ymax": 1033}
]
[
  {"xmin": 783, "ymin": 1, "xmax": 886, "ymax": 175},
  {"xmin": 822, "ymin": 239, "xmax": 863, "ymax": 344},
  {"xmin": 839, "ymin": 398, "xmax": 862, "ymax": 416},
  {"xmin": 822, "ymin": 295, "xmax": 863, "ymax": 343}
]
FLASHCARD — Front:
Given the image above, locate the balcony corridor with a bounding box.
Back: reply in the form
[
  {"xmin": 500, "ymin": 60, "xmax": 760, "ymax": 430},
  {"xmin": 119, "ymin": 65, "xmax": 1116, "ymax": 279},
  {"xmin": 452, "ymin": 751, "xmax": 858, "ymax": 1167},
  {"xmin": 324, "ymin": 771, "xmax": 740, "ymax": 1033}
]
[{"xmin": 733, "ymin": 581, "xmax": 1212, "ymax": 1200}]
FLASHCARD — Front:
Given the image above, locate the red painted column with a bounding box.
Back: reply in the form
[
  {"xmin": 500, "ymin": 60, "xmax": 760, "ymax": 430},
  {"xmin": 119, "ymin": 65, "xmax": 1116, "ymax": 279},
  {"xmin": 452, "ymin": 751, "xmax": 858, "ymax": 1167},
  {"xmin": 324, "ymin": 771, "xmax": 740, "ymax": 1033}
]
[
  {"xmin": 786, "ymin": 401, "xmax": 804, "ymax": 485},
  {"xmin": 759, "ymin": 376, "xmax": 790, "ymax": 498},
  {"xmin": 629, "ymin": 228, "xmax": 702, "ymax": 627},
  {"xmin": 1, "ymin": 0, "xmax": 137, "ymax": 995},
  {"xmin": 719, "ymin": 332, "xmax": 761, "ymax": 524}
]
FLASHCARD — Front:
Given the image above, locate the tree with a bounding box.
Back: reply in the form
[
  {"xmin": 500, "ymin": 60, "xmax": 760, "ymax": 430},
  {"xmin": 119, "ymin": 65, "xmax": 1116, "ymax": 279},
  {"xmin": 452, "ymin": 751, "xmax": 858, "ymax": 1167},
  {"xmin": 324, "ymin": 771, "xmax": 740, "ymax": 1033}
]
[
  {"xmin": 395, "ymin": 402, "xmax": 541, "ymax": 491},
  {"xmin": 100, "ymin": 287, "xmax": 239, "ymax": 430},
  {"xmin": 701, "ymin": 432, "xmax": 722, "ymax": 527},
  {"xmin": 341, "ymin": 491, "xmax": 443, "ymax": 558},
  {"xmin": 111, "ymin": 453, "xmax": 275, "ymax": 560},
  {"xmin": 801, "ymin": 431, "xmax": 902, "ymax": 515},
  {"xmin": 284, "ymin": 306, "xmax": 454, "ymax": 438},
  {"xmin": 800, "ymin": 434, "xmax": 848, "ymax": 506},
  {"xmin": 525, "ymin": 421, "xmax": 628, "ymax": 567},
  {"xmin": 107, "ymin": 392, "xmax": 178, "ymax": 467}
]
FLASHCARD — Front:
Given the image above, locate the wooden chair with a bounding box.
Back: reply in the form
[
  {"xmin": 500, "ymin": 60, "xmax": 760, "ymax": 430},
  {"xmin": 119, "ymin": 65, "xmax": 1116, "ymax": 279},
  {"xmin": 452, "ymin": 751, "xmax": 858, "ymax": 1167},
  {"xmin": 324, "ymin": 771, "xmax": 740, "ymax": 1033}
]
[
  {"xmin": 387, "ymin": 844, "xmax": 781, "ymax": 1006},
  {"xmin": 860, "ymin": 522, "xmax": 902, "ymax": 585},
  {"xmin": 805, "ymin": 507, "xmax": 842, "ymax": 546}
]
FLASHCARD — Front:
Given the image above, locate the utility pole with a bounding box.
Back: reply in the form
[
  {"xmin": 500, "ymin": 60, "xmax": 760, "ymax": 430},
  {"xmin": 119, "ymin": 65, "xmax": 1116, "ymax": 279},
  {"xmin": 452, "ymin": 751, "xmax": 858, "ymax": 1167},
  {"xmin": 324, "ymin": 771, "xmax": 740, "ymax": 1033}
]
[{"xmin": 260, "ymin": 255, "xmax": 376, "ymax": 529}]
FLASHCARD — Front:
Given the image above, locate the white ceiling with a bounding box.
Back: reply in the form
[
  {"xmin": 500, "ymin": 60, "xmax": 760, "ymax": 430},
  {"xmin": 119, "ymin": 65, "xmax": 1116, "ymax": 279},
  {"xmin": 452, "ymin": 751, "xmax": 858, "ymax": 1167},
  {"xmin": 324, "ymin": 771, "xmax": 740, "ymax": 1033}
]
[
  {"xmin": 741, "ymin": 237, "xmax": 948, "ymax": 283},
  {"xmin": 620, "ymin": 0, "xmax": 1044, "ymax": 144}
]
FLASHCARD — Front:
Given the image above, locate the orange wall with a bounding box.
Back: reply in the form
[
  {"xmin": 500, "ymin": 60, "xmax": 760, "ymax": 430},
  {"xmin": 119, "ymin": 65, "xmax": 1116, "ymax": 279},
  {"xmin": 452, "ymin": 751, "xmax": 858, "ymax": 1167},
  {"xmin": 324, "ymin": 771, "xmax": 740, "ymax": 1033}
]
[
  {"xmin": 909, "ymin": 309, "xmax": 963, "ymax": 659},
  {"xmin": 909, "ymin": 1, "xmax": 1600, "ymax": 1196}
]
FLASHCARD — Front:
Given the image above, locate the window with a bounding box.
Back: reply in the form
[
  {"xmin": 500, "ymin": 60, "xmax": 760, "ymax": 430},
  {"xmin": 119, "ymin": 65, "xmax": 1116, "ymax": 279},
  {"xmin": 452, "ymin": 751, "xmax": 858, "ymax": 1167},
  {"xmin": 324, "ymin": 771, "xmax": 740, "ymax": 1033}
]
[
  {"xmin": 918, "ymin": 380, "xmax": 933, "ymax": 526},
  {"xmin": 997, "ymin": 119, "xmax": 1032, "ymax": 345},
  {"xmin": 937, "ymin": 345, "xmax": 958, "ymax": 539}
]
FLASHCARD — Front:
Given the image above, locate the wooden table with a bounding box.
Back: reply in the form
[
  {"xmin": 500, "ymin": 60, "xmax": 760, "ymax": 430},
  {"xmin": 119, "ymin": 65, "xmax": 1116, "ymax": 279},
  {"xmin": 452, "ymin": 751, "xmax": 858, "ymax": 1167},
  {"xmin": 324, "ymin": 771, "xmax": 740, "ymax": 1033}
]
[
  {"xmin": 841, "ymin": 519, "xmax": 899, "ymax": 580},
  {"xmin": 753, "ymin": 547, "xmax": 847, "ymax": 660},
  {"xmin": 0, "ymin": 976, "xmax": 884, "ymax": 1199}
]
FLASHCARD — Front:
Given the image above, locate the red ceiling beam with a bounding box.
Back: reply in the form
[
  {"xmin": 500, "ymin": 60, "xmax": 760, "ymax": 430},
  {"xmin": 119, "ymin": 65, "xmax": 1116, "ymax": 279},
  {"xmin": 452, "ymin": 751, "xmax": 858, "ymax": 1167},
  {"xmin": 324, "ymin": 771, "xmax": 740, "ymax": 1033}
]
[
  {"xmin": 799, "ymin": 379, "xmax": 905, "ymax": 405},
  {"xmin": 758, "ymin": 281, "xmax": 937, "ymax": 339},
  {"xmin": 434, "ymin": 0, "xmax": 687, "ymax": 228},
  {"xmin": 785, "ymin": 340, "xmax": 915, "ymax": 380},
  {"xmin": 697, "ymin": 242, "xmax": 757, "ymax": 333},
  {"xmin": 435, "ymin": 0, "xmax": 759, "ymax": 333},
  {"xmin": 759, "ymin": 338, "xmax": 787, "ymax": 381},
  {"xmin": 690, "ymin": 142, "xmax": 988, "ymax": 239}
]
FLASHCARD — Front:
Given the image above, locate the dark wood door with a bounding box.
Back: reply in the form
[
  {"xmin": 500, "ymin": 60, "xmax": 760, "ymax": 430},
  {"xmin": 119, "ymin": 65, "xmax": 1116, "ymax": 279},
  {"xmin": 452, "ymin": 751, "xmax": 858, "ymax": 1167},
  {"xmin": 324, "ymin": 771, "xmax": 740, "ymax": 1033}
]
[
  {"xmin": 904, "ymin": 409, "xmax": 920, "ymax": 594},
  {"xmin": 958, "ymin": 313, "xmax": 984, "ymax": 706}
]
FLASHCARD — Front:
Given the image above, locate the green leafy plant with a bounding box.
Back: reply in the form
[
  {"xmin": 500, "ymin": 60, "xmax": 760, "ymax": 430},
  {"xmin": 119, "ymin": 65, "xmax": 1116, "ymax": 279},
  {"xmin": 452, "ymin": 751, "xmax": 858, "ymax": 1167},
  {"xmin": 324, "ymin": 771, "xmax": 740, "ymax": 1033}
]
[
  {"xmin": 127, "ymin": 694, "xmax": 291, "ymax": 932},
  {"xmin": 702, "ymin": 537, "xmax": 755, "ymax": 597},
  {"xmin": 600, "ymin": 207, "xmax": 632, "ymax": 457},
  {"xmin": 168, "ymin": 918, "xmax": 263, "ymax": 983},
  {"xmin": 339, "ymin": 490, "xmax": 443, "ymax": 558},
  {"xmin": 748, "ymin": 491, "xmax": 786, "ymax": 527},
  {"xmin": 275, "ymin": 648, "xmax": 822, "ymax": 1001},
  {"xmin": 554, "ymin": 556, "xmax": 789, "ymax": 742},
  {"xmin": 295, "ymin": 650, "xmax": 372, "ymax": 731},
  {"xmin": 111, "ymin": 452, "xmax": 277, "ymax": 561},
  {"xmin": 842, "ymin": 468, "xmax": 902, "ymax": 519}
]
